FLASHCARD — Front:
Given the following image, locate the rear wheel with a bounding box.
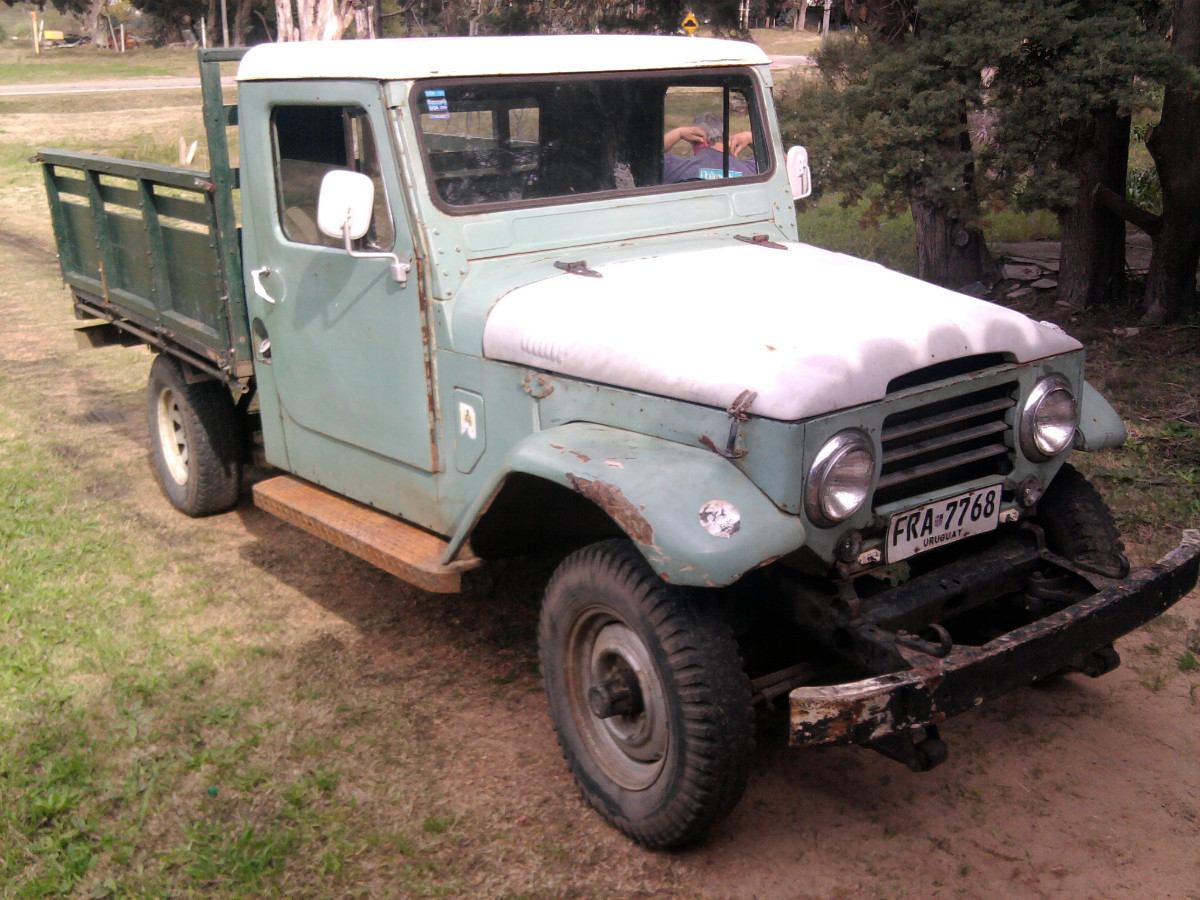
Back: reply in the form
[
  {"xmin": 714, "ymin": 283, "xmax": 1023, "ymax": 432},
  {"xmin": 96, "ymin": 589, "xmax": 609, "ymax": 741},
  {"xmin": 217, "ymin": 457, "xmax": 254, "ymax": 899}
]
[
  {"xmin": 147, "ymin": 355, "xmax": 242, "ymax": 517},
  {"xmin": 539, "ymin": 540, "xmax": 753, "ymax": 849}
]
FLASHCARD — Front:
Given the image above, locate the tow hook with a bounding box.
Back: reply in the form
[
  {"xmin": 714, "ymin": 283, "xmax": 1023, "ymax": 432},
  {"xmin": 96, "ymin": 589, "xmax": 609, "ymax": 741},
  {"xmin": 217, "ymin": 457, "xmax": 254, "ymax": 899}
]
[
  {"xmin": 1068, "ymin": 644, "xmax": 1121, "ymax": 678},
  {"xmin": 869, "ymin": 726, "xmax": 949, "ymax": 773}
]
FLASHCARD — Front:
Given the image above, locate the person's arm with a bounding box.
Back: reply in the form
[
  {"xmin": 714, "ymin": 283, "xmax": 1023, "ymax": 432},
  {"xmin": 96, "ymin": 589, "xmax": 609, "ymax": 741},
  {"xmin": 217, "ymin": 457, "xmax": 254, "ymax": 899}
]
[
  {"xmin": 664, "ymin": 125, "xmax": 706, "ymax": 153},
  {"xmin": 728, "ymin": 131, "xmax": 754, "ymax": 157}
]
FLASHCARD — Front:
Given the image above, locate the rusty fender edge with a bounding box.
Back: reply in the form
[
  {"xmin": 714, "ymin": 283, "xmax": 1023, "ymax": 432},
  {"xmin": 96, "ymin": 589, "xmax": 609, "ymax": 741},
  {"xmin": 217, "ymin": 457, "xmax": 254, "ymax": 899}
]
[
  {"xmin": 442, "ymin": 422, "xmax": 806, "ymax": 587},
  {"xmin": 789, "ymin": 529, "xmax": 1200, "ymax": 747}
]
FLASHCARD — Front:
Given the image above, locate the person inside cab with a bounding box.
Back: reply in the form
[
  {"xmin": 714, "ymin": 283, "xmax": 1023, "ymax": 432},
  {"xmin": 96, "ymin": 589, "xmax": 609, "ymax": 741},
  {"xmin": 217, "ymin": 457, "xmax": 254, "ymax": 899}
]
[{"xmin": 662, "ymin": 112, "xmax": 756, "ymax": 183}]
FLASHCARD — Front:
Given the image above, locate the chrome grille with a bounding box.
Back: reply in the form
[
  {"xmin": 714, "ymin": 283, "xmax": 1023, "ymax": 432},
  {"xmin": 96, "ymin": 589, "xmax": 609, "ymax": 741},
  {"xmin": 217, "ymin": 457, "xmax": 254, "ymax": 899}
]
[{"xmin": 875, "ymin": 383, "xmax": 1016, "ymax": 508}]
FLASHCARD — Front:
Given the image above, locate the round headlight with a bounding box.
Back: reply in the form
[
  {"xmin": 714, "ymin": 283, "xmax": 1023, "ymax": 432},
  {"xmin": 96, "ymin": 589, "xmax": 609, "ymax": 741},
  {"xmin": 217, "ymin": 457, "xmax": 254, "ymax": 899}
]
[
  {"xmin": 1021, "ymin": 375, "xmax": 1078, "ymax": 460},
  {"xmin": 806, "ymin": 430, "xmax": 876, "ymax": 526}
]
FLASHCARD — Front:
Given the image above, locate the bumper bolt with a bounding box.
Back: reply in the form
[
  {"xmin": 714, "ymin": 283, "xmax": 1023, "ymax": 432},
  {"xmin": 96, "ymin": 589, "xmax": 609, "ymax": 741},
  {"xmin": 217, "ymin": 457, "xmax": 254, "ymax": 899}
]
[
  {"xmin": 836, "ymin": 531, "xmax": 863, "ymax": 563},
  {"xmin": 1018, "ymin": 476, "xmax": 1044, "ymax": 508}
]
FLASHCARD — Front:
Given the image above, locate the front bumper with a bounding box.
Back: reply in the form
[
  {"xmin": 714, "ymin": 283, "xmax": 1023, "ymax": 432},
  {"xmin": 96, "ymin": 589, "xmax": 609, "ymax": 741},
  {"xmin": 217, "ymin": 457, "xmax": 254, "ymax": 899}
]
[{"xmin": 790, "ymin": 530, "xmax": 1200, "ymax": 746}]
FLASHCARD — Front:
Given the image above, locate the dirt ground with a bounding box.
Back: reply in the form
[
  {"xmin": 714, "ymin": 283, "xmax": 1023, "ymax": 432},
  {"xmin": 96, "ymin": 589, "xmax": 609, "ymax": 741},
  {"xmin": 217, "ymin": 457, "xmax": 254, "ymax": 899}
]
[{"xmin": 2, "ymin": 99, "xmax": 1198, "ymax": 897}]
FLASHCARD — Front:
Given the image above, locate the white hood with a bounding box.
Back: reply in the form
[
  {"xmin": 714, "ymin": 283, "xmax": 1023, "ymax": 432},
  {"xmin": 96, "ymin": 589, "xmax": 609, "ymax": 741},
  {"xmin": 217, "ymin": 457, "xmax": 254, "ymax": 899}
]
[{"xmin": 483, "ymin": 242, "xmax": 1080, "ymax": 421}]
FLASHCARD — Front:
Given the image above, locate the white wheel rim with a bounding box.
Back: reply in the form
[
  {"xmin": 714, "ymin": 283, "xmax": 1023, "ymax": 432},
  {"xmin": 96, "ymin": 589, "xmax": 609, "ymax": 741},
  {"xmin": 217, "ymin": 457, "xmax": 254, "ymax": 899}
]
[{"xmin": 155, "ymin": 387, "xmax": 189, "ymax": 486}]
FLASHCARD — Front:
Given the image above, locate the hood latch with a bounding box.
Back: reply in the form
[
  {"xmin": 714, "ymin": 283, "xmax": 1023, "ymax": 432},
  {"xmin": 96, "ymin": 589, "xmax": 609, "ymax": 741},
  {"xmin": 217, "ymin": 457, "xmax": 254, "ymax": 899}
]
[{"xmin": 554, "ymin": 259, "xmax": 602, "ymax": 278}]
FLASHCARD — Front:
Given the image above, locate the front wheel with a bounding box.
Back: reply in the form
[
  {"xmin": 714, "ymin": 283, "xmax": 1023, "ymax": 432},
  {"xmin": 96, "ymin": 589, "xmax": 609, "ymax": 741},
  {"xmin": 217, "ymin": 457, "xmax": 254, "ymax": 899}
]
[
  {"xmin": 1038, "ymin": 463, "xmax": 1128, "ymax": 577},
  {"xmin": 539, "ymin": 540, "xmax": 753, "ymax": 849},
  {"xmin": 147, "ymin": 355, "xmax": 242, "ymax": 517}
]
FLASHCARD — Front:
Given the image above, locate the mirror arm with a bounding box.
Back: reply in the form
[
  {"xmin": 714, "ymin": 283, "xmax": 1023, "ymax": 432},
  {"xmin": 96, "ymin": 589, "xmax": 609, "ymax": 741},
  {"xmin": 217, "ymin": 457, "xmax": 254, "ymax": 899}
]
[{"xmin": 341, "ymin": 220, "xmax": 411, "ymax": 286}]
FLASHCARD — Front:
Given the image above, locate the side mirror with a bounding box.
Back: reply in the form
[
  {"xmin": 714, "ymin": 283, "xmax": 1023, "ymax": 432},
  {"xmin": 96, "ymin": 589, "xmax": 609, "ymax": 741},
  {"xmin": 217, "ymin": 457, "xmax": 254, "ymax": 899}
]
[
  {"xmin": 786, "ymin": 145, "xmax": 813, "ymax": 201},
  {"xmin": 317, "ymin": 169, "xmax": 375, "ymax": 241},
  {"xmin": 315, "ymin": 169, "xmax": 411, "ymax": 285}
]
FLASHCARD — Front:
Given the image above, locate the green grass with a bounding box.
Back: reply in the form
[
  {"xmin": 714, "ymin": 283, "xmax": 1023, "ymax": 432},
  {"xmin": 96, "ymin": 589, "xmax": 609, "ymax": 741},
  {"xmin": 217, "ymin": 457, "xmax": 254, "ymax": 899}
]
[
  {"xmin": 0, "ymin": 422, "xmax": 150, "ymax": 893},
  {"xmin": 1078, "ymin": 421, "xmax": 1200, "ymax": 539},
  {"xmin": 749, "ymin": 25, "xmax": 824, "ymax": 56},
  {"xmin": 0, "ymin": 87, "xmax": 205, "ymax": 115},
  {"xmin": 981, "ymin": 207, "xmax": 1060, "ymax": 243},
  {"xmin": 0, "ymin": 409, "xmax": 370, "ymax": 895},
  {"xmin": 0, "ymin": 46, "xmax": 198, "ymax": 83}
]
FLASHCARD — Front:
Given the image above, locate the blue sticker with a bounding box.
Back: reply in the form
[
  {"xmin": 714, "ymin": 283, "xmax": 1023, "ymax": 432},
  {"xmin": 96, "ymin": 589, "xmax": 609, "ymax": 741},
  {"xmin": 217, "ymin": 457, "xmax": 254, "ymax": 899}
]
[
  {"xmin": 698, "ymin": 168, "xmax": 745, "ymax": 180},
  {"xmin": 424, "ymin": 88, "xmax": 449, "ymax": 118}
]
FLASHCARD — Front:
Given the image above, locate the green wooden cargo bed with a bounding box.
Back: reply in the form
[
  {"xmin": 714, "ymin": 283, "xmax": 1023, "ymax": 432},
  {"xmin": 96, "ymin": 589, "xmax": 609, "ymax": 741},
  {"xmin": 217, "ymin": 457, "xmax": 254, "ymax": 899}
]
[{"xmin": 36, "ymin": 49, "xmax": 251, "ymax": 387}]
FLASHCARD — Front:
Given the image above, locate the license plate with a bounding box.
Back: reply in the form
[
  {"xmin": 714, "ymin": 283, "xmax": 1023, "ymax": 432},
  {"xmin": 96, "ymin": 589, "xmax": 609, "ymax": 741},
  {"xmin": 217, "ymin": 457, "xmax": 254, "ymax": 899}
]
[{"xmin": 886, "ymin": 484, "xmax": 1002, "ymax": 563}]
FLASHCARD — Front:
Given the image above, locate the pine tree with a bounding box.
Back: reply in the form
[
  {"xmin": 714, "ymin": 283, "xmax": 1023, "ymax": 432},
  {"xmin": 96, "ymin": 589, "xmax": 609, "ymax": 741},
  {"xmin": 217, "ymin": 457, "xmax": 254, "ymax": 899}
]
[{"xmin": 776, "ymin": 0, "xmax": 1178, "ymax": 305}]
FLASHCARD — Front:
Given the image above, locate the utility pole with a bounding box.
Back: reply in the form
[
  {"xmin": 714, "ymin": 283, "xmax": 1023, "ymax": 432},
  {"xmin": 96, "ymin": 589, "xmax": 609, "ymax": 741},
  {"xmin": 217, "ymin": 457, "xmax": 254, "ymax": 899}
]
[{"xmin": 221, "ymin": 0, "xmax": 230, "ymax": 47}]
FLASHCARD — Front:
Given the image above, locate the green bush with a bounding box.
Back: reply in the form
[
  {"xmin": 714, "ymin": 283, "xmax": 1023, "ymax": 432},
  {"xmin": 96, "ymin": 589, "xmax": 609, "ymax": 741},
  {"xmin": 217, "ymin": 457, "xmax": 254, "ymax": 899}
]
[
  {"xmin": 1127, "ymin": 166, "xmax": 1162, "ymax": 215},
  {"xmin": 982, "ymin": 208, "xmax": 1060, "ymax": 243},
  {"xmin": 795, "ymin": 194, "xmax": 918, "ymax": 275}
]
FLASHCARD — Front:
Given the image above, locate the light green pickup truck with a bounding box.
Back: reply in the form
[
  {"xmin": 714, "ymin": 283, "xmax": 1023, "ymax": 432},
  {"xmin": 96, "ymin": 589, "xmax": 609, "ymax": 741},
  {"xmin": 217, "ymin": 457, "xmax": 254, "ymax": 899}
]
[{"xmin": 39, "ymin": 36, "xmax": 1198, "ymax": 848}]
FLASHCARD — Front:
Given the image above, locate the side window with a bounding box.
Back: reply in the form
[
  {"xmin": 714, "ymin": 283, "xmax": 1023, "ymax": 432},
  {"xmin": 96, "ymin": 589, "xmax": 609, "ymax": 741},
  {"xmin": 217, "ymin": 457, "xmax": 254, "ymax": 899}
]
[
  {"xmin": 271, "ymin": 105, "xmax": 394, "ymax": 250},
  {"xmin": 662, "ymin": 86, "xmax": 760, "ymax": 184}
]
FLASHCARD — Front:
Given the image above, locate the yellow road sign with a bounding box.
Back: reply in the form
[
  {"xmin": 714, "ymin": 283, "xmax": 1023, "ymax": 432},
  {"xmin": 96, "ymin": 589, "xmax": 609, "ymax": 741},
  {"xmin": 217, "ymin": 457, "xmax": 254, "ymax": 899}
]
[{"xmin": 682, "ymin": 10, "xmax": 699, "ymax": 35}]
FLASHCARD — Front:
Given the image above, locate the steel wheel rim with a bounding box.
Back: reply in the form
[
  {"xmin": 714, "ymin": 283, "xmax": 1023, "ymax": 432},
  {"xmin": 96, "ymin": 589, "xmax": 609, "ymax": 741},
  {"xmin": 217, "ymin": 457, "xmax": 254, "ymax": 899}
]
[
  {"xmin": 565, "ymin": 606, "xmax": 668, "ymax": 791},
  {"xmin": 155, "ymin": 387, "xmax": 189, "ymax": 486}
]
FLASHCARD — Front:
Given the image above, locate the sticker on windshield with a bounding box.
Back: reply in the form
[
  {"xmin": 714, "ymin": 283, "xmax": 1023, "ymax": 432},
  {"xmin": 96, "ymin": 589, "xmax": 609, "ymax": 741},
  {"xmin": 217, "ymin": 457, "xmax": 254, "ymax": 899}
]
[
  {"xmin": 424, "ymin": 89, "xmax": 450, "ymax": 119},
  {"xmin": 697, "ymin": 168, "xmax": 746, "ymax": 180}
]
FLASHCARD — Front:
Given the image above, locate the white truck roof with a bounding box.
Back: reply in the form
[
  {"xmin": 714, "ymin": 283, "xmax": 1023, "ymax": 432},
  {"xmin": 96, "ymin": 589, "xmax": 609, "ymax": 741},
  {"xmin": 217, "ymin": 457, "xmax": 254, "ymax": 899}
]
[{"xmin": 237, "ymin": 35, "xmax": 768, "ymax": 82}]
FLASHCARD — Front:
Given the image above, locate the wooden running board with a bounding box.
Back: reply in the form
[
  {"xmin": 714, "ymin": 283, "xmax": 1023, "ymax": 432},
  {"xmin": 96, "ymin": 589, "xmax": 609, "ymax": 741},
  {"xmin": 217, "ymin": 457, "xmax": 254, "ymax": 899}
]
[{"xmin": 252, "ymin": 475, "xmax": 481, "ymax": 594}]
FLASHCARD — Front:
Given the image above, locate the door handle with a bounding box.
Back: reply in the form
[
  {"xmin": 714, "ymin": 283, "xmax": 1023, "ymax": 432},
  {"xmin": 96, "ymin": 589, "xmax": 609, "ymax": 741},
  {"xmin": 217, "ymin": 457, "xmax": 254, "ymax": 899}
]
[{"xmin": 250, "ymin": 266, "xmax": 278, "ymax": 305}]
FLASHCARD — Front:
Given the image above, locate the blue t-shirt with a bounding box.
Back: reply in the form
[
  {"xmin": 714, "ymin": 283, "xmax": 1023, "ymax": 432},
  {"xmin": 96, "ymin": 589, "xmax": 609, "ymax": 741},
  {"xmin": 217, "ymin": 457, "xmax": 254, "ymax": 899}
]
[{"xmin": 663, "ymin": 146, "xmax": 757, "ymax": 184}]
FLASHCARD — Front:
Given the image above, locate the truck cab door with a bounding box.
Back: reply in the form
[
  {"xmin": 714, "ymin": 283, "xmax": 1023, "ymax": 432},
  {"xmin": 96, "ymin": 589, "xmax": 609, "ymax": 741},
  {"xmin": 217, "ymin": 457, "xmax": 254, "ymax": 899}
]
[{"xmin": 239, "ymin": 81, "xmax": 436, "ymax": 506}]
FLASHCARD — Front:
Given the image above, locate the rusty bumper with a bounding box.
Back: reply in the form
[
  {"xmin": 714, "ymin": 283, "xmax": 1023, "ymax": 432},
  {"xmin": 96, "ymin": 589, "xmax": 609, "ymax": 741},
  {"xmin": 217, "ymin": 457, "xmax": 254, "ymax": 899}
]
[{"xmin": 790, "ymin": 530, "xmax": 1200, "ymax": 746}]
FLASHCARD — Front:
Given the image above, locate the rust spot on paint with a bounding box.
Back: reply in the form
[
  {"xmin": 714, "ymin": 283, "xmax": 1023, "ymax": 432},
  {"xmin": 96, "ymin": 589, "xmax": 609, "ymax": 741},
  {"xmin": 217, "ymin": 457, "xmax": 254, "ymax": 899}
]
[
  {"xmin": 766, "ymin": 344, "xmax": 776, "ymax": 351},
  {"xmin": 567, "ymin": 474, "xmax": 654, "ymax": 545},
  {"xmin": 699, "ymin": 435, "xmax": 720, "ymax": 454},
  {"xmin": 569, "ymin": 450, "xmax": 592, "ymax": 463}
]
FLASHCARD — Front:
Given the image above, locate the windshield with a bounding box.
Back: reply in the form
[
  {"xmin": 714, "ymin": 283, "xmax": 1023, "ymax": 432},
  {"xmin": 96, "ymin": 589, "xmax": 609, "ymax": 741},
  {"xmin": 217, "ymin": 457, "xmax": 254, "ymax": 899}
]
[{"xmin": 411, "ymin": 69, "xmax": 770, "ymax": 211}]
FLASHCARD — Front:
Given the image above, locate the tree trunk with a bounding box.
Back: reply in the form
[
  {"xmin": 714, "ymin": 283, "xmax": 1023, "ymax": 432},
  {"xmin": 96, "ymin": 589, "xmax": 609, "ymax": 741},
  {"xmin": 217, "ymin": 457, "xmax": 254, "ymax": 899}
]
[
  {"xmin": 276, "ymin": 0, "xmax": 296, "ymax": 39},
  {"xmin": 233, "ymin": 0, "xmax": 254, "ymax": 44},
  {"xmin": 85, "ymin": 0, "xmax": 109, "ymax": 46},
  {"xmin": 353, "ymin": 1, "xmax": 374, "ymax": 37},
  {"xmin": 1143, "ymin": 215, "xmax": 1200, "ymax": 323},
  {"xmin": 1057, "ymin": 107, "xmax": 1130, "ymax": 310},
  {"xmin": 276, "ymin": 0, "xmax": 354, "ymax": 40},
  {"xmin": 208, "ymin": 0, "xmax": 221, "ymax": 43},
  {"xmin": 909, "ymin": 119, "xmax": 989, "ymax": 289},
  {"xmin": 1143, "ymin": 0, "xmax": 1200, "ymax": 323},
  {"xmin": 860, "ymin": 0, "xmax": 917, "ymax": 43},
  {"xmin": 910, "ymin": 190, "xmax": 989, "ymax": 288}
]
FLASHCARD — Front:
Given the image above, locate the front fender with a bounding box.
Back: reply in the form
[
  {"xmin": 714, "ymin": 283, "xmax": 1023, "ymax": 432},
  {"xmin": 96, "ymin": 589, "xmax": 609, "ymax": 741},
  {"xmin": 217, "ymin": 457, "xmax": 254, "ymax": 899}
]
[
  {"xmin": 452, "ymin": 422, "xmax": 807, "ymax": 587},
  {"xmin": 1075, "ymin": 381, "xmax": 1126, "ymax": 451}
]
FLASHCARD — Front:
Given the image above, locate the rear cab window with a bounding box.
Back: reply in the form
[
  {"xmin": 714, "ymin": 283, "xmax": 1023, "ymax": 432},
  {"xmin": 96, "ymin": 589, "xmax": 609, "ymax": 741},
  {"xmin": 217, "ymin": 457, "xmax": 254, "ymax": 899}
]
[{"xmin": 410, "ymin": 69, "xmax": 771, "ymax": 212}]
